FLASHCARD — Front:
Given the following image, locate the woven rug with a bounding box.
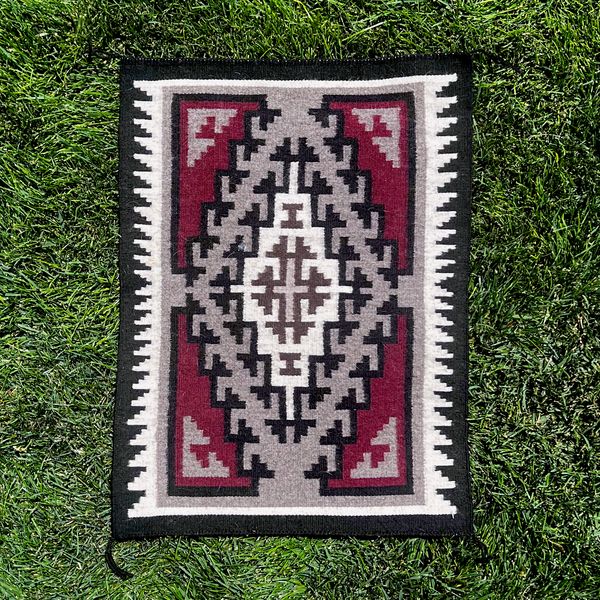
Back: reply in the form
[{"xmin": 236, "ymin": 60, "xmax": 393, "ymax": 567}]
[{"xmin": 113, "ymin": 56, "xmax": 472, "ymax": 540}]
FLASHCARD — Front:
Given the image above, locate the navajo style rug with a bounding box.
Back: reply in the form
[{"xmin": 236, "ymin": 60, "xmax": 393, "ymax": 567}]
[{"xmin": 113, "ymin": 56, "xmax": 472, "ymax": 540}]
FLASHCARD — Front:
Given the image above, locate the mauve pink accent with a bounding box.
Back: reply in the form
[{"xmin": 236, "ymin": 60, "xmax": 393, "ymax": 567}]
[
  {"xmin": 330, "ymin": 100, "xmax": 410, "ymax": 271},
  {"xmin": 174, "ymin": 313, "xmax": 252, "ymax": 488},
  {"xmin": 177, "ymin": 100, "xmax": 259, "ymax": 268},
  {"xmin": 327, "ymin": 314, "xmax": 409, "ymax": 488},
  {"xmin": 327, "ymin": 99, "xmax": 411, "ymax": 489},
  {"xmin": 173, "ymin": 98, "xmax": 411, "ymax": 491}
]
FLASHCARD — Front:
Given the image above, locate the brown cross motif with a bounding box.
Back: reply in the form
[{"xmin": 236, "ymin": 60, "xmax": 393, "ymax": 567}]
[{"xmin": 251, "ymin": 235, "xmax": 332, "ymax": 344}]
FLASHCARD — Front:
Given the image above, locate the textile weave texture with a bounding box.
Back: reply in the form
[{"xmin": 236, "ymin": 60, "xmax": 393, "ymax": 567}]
[{"xmin": 112, "ymin": 57, "xmax": 473, "ymax": 540}]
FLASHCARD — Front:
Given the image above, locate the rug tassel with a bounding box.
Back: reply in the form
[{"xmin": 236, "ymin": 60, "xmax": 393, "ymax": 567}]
[
  {"xmin": 105, "ymin": 537, "xmax": 134, "ymax": 580},
  {"xmin": 472, "ymin": 535, "xmax": 491, "ymax": 564}
]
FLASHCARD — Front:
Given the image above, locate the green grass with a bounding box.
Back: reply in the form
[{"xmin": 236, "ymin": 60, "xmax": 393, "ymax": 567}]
[{"xmin": 1, "ymin": 0, "xmax": 598, "ymax": 597}]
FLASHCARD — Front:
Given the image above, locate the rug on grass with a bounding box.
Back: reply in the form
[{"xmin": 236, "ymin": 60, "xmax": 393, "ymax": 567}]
[{"xmin": 112, "ymin": 56, "xmax": 473, "ymax": 540}]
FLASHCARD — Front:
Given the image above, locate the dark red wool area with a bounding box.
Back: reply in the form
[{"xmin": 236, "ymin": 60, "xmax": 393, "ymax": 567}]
[
  {"xmin": 174, "ymin": 98, "xmax": 411, "ymax": 490},
  {"xmin": 330, "ymin": 100, "xmax": 411, "ymax": 271},
  {"xmin": 177, "ymin": 100, "xmax": 260, "ymax": 268},
  {"xmin": 328, "ymin": 314, "xmax": 409, "ymax": 489},
  {"xmin": 174, "ymin": 313, "xmax": 252, "ymax": 488}
]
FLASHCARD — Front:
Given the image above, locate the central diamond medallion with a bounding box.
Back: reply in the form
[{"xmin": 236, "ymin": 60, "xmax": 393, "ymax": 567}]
[{"xmin": 234, "ymin": 162, "xmax": 351, "ymax": 417}]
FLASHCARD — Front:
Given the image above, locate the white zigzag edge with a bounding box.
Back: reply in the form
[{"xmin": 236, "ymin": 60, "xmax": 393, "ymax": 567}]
[
  {"xmin": 126, "ymin": 86, "xmax": 163, "ymax": 511},
  {"xmin": 421, "ymin": 78, "xmax": 459, "ymax": 514}
]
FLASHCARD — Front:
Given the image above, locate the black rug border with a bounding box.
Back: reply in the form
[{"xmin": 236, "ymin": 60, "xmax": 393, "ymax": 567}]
[{"xmin": 112, "ymin": 56, "xmax": 473, "ymax": 541}]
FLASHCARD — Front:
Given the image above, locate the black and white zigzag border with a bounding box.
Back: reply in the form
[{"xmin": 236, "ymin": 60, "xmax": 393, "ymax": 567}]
[{"xmin": 113, "ymin": 57, "xmax": 472, "ymax": 538}]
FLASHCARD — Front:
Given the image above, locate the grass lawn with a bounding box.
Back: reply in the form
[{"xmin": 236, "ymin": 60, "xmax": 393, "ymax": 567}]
[{"xmin": 1, "ymin": 0, "xmax": 599, "ymax": 598}]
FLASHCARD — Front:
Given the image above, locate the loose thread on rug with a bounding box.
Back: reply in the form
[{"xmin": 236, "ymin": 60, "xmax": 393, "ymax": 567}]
[
  {"xmin": 471, "ymin": 535, "xmax": 491, "ymax": 564},
  {"xmin": 105, "ymin": 537, "xmax": 134, "ymax": 580}
]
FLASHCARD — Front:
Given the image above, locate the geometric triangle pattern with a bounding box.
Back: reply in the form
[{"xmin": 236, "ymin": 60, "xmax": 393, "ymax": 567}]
[
  {"xmin": 350, "ymin": 417, "xmax": 399, "ymax": 479},
  {"xmin": 352, "ymin": 107, "xmax": 401, "ymax": 168},
  {"xmin": 186, "ymin": 108, "xmax": 238, "ymax": 167},
  {"xmin": 182, "ymin": 416, "xmax": 230, "ymax": 478}
]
